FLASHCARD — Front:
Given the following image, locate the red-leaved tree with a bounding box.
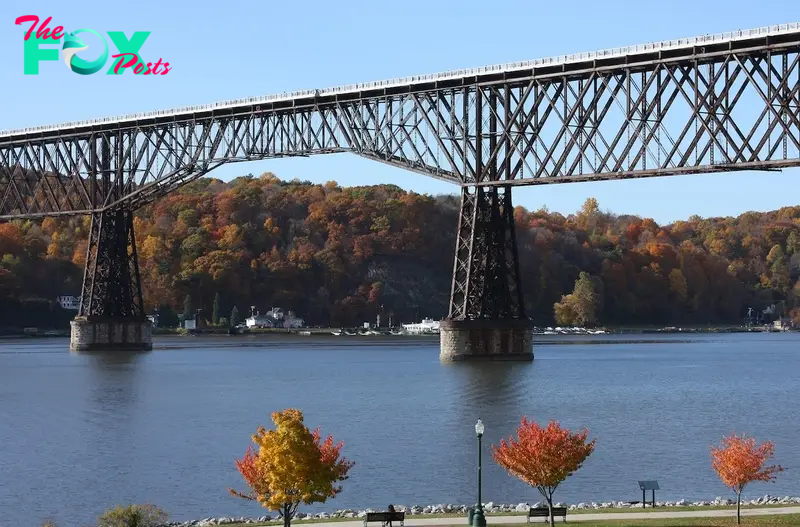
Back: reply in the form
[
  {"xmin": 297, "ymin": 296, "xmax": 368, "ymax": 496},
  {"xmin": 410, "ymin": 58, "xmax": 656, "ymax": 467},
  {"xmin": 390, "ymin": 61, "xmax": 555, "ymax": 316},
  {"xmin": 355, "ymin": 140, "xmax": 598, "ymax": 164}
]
[
  {"xmin": 710, "ymin": 434, "xmax": 785, "ymax": 524},
  {"xmin": 493, "ymin": 419, "xmax": 595, "ymax": 527}
]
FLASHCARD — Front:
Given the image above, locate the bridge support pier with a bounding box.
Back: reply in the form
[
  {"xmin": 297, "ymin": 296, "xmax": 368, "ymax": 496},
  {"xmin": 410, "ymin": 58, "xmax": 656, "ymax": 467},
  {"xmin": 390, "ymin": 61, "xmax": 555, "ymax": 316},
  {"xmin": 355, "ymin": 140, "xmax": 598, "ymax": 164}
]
[
  {"xmin": 70, "ymin": 209, "xmax": 151, "ymax": 352},
  {"xmin": 440, "ymin": 185, "xmax": 533, "ymax": 362}
]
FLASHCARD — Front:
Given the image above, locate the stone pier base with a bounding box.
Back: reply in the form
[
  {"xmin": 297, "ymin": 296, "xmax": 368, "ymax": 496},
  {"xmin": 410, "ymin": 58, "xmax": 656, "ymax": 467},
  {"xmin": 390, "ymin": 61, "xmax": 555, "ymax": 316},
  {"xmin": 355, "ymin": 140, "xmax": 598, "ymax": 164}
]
[
  {"xmin": 439, "ymin": 319, "xmax": 534, "ymax": 362},
  {"xmin": 70, "ymin": 317, "xmax": 153, "ymax": 352}
]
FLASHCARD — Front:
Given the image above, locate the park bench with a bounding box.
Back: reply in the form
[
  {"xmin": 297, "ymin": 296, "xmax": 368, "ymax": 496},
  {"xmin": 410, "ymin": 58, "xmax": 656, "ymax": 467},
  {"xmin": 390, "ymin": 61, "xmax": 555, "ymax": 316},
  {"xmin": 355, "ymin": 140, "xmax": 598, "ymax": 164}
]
[
  {"xmin": 363, "ymin": 511, "xmax": 405, "ymax": 527},
  {"xmin": 527, "ymin": 506, "xmax": 567, "ymax": 523}
]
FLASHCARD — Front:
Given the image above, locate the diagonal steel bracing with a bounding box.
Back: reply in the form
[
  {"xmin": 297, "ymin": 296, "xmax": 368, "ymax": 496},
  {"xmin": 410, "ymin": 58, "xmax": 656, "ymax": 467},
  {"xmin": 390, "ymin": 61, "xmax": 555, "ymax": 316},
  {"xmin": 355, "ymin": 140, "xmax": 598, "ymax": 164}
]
[
  {"xmin": 77, "ymin": 141, "xmax": 145, "ymax": 320},
  {"xmin": 1, "ymin": 25, "xmax": 799, "ymax": 323},
  {"xmin": 448, "ymin": 186, "xmax": 524, "ymax": 320},
  {"xmin": 2, "ymin": 28, "xmax": 800, "ymax": 218}
]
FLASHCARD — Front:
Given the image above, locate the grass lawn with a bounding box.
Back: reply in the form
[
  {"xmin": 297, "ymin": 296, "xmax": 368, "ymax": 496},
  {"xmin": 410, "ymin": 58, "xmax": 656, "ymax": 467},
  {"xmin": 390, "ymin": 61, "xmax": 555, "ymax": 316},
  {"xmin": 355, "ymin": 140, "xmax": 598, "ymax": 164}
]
[
  {"xmin": 571, "ymin": 504, "xmax": 790, "ymax": 515},
  {"xmin": 511, "ymin": 517, "xmax": 800, "ymax": 525},
  {"xmin": 502, "ymin": 516, "xmax": 800, "ymax": 525},
  {"xmin": 227, "ymin": 511, "xmax": 800, "ymax": 527}
]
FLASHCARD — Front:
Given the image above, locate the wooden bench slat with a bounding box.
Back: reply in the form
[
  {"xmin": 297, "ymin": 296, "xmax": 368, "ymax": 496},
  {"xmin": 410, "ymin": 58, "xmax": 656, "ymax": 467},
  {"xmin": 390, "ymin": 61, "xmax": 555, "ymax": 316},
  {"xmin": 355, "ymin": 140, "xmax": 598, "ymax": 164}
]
[
  {"xmin": 364, "ymin": 512, "xmax": 405, "ymax": 525},
  {"xmin": 527, "ymin": 507, "xmax": 567, "ymax": 523}
]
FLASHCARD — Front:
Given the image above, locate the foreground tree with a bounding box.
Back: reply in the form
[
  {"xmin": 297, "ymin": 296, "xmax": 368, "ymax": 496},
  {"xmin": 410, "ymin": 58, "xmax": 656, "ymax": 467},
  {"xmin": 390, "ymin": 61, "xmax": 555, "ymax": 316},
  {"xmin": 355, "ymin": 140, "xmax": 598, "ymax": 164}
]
[
  {"xmin": 230, "ymin": 409, "xmax": 354, "ymax": 527},
  {"xmin": 493, "ymin": 419, "xmax": 595, "ymax": 527},
  {"xmin": 97, "ymin": 504, "xmax": 167, "ymax": 527},
  {"xmin": 711, "ymin": 434, "xmax": 785, "ymax": 524}
]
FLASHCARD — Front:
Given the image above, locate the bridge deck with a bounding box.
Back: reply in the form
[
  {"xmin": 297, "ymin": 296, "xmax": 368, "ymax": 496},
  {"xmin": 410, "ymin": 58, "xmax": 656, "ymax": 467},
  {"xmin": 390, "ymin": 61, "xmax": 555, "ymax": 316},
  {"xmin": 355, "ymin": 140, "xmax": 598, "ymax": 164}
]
[{"xmin": 2, "ymin": 22, "xmax": 799, "ymax": 139}]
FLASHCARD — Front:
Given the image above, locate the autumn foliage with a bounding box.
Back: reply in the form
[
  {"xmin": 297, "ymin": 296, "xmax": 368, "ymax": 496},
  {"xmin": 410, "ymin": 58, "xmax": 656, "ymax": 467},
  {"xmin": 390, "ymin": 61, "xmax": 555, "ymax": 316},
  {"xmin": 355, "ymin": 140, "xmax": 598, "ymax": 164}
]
[
  {"xmin": 229, "ymin": 409, "xmax": 354, "ymax": 527},
  {"xmin": 711, "ymin": 434, "xmax": 784, "ymax": 524},
  {"xmin": 493, "ymin": 419, "xmax": 595, "ymax": 527},
  {"xmin": 1, "ymin": 174, "xmax": 799, "ymax": 329}
]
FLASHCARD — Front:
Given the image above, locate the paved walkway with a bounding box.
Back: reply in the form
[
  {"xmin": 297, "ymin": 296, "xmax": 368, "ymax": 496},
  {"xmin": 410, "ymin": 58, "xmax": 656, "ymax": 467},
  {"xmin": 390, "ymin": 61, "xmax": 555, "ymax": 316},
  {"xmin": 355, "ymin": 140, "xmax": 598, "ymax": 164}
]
[{"xmin": 304, "ymin": 506, "xmax": 800, "ymax": 526}]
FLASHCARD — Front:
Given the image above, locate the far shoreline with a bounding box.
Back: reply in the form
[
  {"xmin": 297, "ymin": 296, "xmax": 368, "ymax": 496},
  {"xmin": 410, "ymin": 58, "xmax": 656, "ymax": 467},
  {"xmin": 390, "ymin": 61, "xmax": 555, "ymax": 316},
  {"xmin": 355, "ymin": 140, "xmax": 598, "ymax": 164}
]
[{"xmin": 2, "ymin": 324, "xmax": 796, "ymax": 340}]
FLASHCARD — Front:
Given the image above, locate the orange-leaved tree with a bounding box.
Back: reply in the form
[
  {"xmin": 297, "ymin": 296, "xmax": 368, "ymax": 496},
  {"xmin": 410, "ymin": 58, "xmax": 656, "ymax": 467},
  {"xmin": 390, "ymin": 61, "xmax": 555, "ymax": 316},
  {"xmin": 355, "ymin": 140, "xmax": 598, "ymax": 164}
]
[
  {"xmin": 493, "ymin": 419, "xmax": 595, "ymax": 527},
  {"xmin": 710, "ymin": 433, "xmax": 784, "ymax": 524},
  {"xmin": 229, "ymin": 409, "xmax": 354, "ymax": 527}
]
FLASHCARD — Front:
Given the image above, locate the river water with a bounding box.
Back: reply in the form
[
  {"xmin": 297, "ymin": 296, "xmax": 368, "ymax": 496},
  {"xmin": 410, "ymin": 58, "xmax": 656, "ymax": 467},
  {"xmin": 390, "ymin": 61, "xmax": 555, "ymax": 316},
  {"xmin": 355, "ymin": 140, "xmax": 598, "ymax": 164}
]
[{"xmin": 0, "ymin": 333, "xmax": 798, "ymax": 526}]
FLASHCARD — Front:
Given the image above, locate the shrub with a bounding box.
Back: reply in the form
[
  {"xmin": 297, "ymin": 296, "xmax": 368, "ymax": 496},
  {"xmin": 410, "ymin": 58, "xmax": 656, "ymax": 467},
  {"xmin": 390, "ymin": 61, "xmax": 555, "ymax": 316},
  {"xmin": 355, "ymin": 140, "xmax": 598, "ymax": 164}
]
[{"xmin": 97, "ymin": 504, "xmax": 167, "ymax": 527}]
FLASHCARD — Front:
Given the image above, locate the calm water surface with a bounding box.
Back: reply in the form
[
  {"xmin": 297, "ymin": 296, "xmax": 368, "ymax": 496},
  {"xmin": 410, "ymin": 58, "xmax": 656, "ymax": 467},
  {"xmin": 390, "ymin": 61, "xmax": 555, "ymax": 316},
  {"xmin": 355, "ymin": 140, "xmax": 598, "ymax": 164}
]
[{"xmin": 0, "ymin": 333, "xmax": 798, "ymax": 526}]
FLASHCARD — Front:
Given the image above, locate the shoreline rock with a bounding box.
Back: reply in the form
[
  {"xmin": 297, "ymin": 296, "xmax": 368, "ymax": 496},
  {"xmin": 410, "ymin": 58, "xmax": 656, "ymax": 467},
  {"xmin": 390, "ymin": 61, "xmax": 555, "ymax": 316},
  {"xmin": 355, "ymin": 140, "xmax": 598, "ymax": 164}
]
[{"xmin": 160, "ymin": 495, "xmax": 800, "ymax": 526}]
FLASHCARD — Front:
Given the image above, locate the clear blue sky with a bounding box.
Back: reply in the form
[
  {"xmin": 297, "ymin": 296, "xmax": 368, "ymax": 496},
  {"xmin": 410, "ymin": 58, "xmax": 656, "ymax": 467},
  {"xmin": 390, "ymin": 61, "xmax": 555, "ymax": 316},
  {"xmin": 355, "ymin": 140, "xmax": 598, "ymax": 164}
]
[{"xmin": 2, "ymin": 0, "xmax": 798, "ymax": 224}]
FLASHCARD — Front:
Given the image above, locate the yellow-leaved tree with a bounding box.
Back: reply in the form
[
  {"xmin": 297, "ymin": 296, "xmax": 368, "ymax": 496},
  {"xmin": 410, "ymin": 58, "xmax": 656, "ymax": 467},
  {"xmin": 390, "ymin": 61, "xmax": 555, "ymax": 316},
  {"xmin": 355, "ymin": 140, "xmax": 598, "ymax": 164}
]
[{"xmin": 229, "ymin": 409, "xmax": 354, "ymax": 527}]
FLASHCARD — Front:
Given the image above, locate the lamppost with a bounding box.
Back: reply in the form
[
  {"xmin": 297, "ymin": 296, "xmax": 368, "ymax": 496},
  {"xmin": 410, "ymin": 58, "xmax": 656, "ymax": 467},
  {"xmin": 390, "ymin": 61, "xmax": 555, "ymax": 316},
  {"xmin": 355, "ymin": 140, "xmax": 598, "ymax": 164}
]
[{"xmin": 472, "ymin": 418, "xmax": 487, "ymax": 527}]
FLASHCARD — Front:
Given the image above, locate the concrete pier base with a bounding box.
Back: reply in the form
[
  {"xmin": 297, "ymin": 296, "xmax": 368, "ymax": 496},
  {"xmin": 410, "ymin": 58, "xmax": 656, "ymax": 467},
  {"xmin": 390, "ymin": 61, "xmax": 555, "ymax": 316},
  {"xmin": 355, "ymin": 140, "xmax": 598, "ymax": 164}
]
[
  {"xmin": 70, "ymin": 317, "xmax": 153, "ymax": 352},
  {"xmin": 439, "ymin": 319, "xmax": 534, "ymax": 362}
]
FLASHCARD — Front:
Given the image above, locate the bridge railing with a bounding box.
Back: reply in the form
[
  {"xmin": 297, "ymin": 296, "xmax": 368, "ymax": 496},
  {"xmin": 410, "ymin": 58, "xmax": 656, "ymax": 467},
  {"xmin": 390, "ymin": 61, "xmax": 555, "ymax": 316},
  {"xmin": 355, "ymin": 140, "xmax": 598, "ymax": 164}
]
[{"xmin": 2, "ymin": 22, "xmax": 799, "ymax": 139}]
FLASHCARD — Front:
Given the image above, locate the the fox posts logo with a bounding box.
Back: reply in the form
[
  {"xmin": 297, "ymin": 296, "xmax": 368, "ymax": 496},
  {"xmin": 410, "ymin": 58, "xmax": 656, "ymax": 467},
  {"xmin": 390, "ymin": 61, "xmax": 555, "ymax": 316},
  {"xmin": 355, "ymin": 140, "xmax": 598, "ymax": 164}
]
[{"xmin": 15, "ymin": 15, "xmax": 172, "ymax": 75}]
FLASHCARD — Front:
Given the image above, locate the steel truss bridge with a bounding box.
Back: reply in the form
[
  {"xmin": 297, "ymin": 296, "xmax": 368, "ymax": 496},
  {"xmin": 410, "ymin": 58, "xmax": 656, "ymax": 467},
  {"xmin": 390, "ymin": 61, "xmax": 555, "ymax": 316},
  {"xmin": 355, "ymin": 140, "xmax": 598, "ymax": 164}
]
[{"xmin": 1, "ymin": 23, "xmax": 800, "ymax": 329}]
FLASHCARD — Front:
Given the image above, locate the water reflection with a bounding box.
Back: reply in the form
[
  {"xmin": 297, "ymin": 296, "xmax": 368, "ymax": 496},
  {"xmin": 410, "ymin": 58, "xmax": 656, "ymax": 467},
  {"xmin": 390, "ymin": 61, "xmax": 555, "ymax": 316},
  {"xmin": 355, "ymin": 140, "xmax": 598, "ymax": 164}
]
[
  {"xmin": 79, "ymin": 350, "xmax": 144, "ymax": 414},
  {"xmin": 79, "ymin": 351, "xmax": 145, "ymax": 464},
  {"xmin": 443, "ymin": 361, "xmax": 535, "ymax": 505},
  {"xmin": 448, "ymin": 361, "xmax": 533, "ymax": 419}
]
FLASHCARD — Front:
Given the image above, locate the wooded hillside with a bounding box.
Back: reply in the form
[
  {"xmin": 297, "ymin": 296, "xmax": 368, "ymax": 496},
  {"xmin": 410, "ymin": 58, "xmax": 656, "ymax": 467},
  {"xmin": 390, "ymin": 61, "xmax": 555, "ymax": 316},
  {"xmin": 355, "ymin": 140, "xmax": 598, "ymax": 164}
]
[{"xmin": 1, "ymin": 173, "xmax": 798, "ymax": 329}]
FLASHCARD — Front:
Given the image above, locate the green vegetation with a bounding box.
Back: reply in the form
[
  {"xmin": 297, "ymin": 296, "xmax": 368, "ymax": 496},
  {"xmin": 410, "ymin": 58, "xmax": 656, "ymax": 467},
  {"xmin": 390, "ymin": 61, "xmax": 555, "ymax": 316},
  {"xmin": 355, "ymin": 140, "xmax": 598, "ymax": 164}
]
[
  {"xmin": 1, "ymin": 174, "xmax": 799, "ymax": 330},
  {"xmin": 554, "ymin": 271, "xmax": 601, "ymax": 326},
  {"xmin": 212, "ymin": 292, "xmax": 222, "ymax": 325},
  {"xmin": 97, "ymin": 504, "xmax": 167, "ymax": 527}
]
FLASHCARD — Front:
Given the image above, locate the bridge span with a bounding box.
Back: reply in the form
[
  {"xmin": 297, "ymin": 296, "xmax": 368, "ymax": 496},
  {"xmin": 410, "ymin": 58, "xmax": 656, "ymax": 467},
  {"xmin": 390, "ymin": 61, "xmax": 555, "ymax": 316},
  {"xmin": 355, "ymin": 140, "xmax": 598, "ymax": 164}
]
[{"xmin": 1, "ymin": 23, "xmax": 799, "ymax": 358}]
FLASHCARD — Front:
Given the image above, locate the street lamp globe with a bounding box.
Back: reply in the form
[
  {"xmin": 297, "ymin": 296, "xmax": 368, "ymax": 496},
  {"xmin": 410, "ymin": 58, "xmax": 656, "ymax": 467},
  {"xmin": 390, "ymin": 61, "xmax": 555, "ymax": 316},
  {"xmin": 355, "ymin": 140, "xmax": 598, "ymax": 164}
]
[{"xmin": 475, "ymin": 419, "xmax": 485, "ymax": 437}]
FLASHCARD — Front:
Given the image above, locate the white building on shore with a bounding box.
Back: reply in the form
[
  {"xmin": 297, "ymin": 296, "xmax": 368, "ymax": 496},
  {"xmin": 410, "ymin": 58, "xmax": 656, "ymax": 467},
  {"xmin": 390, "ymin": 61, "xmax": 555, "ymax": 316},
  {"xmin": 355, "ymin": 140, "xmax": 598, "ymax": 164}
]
[
  {"xmin": 401, "ymin": 318, "xmax": 440, "ymax": 334},
  {"xmin": 245, "ymin": 315, "xmax": 274, "ymax": 328},
  {"xmin": 56, "ymin": 295, "xmax": 80, "ymax": 310}
]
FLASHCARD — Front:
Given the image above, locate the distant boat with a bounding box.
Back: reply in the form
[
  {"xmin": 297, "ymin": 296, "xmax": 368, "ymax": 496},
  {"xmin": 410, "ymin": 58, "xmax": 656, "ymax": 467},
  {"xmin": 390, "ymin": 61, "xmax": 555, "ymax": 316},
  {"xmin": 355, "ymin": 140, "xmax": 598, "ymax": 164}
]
[
  {"xmin": 331, "ymin": 330, "xmax": 342, "ymax": 336},
  {"xmin": 299, "ymin": 331, "xmax": 312, "ymax": 336}
]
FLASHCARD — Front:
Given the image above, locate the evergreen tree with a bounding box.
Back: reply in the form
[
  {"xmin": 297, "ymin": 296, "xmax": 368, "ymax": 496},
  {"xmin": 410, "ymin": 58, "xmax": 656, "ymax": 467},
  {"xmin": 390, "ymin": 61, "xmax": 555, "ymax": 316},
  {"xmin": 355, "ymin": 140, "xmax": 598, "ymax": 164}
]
[
  {"xmin": 212, "ymin": 292, "xmax": 221, "ymax": 326},
  {"xmin": 230, "ymin": 306, "xmax": 241, "ymax": 327},
  {"xmin": 787, "ymin": 231, "xmax": 798, "ymax": 256},
  {"xmin": 157, "ymin": 304, "xmax": 180, "ymax": 328},
  {"xmin": 183, "ymin": 295, "xmax": 193, "ymax": 319}
]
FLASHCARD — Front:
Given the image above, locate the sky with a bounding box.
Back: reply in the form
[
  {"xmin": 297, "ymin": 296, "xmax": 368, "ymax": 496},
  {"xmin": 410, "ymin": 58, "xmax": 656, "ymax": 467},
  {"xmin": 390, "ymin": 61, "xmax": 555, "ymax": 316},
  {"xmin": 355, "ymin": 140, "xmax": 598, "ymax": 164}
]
[{"xmin": 1, "ymin": 0, "xmax": 798, "ymax": 224}]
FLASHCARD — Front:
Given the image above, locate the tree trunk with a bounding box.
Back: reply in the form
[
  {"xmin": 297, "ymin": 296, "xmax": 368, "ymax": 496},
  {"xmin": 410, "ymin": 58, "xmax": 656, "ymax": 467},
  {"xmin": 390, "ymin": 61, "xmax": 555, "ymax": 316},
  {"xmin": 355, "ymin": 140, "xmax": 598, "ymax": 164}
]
[
  {"xmin": 737, "ymin": 490, "xmax": 741, "ymax": 525},
  {"xmin": 546, "ymin": 493, "xmax": 555, "ymax": 527},
  {"xmin": 284, "ymin": 504, "xmax": 292, "ymax": 527}
]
